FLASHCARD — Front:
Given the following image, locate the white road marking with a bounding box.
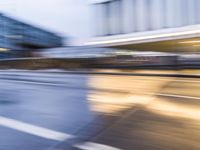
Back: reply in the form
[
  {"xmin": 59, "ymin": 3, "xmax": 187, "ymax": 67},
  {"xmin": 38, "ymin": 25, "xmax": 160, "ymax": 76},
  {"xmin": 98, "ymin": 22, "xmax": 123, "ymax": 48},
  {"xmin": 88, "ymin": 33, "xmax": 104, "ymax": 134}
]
[
  {"xmin": 74, "ymin": 141, "xmax": 121, "ymax": 150},
  {"xmin": 0, "ymin": 116, "xmax": 73, "ymax": 141},
  {"xmin": 0, "ymin": 116, "xmax": 121, "ymax": 150}
]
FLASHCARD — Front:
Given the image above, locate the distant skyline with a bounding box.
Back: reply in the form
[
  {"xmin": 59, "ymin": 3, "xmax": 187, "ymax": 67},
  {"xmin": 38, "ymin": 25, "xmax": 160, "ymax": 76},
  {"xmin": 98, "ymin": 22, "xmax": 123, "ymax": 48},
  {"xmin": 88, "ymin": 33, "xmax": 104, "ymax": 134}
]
[{"xmin": 0, "ymin": 0, "xmax": 91, "ymax": 44}]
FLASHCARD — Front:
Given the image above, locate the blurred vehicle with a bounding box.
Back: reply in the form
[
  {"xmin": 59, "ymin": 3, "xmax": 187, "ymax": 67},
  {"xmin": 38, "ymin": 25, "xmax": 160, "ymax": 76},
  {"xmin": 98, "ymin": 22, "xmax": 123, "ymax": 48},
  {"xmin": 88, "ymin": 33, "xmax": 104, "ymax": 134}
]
[{"xmin": 179, "ymin": 54, "xmax": 200, "ymax": 68}]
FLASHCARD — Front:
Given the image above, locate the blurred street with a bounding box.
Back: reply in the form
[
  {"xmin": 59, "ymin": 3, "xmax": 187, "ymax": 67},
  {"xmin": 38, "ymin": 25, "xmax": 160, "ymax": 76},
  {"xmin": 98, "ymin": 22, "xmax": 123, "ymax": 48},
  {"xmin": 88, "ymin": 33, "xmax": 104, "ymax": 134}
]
[
  {"xmin": 0, "ymin": 70, "xmax": 200, "ymax": 150},
  {"xmin": 1, "ymin": 0, "xmax": 200, "ymax": 149}
]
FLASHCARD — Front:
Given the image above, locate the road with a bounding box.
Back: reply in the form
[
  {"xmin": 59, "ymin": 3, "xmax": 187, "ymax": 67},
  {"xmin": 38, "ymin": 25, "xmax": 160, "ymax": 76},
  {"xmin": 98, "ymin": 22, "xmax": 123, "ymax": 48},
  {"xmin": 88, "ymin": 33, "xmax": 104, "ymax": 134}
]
[{"xmin": 0, "ymin": 70, "xmax": 200, "ymax": 150}]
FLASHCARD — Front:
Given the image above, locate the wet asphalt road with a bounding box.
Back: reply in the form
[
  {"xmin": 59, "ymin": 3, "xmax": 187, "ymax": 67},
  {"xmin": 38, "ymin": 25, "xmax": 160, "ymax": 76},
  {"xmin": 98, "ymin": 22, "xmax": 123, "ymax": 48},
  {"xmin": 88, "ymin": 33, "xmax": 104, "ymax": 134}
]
[{"xmin": 0, "ymin": 70, "xmax": 200, "ymax": 150}]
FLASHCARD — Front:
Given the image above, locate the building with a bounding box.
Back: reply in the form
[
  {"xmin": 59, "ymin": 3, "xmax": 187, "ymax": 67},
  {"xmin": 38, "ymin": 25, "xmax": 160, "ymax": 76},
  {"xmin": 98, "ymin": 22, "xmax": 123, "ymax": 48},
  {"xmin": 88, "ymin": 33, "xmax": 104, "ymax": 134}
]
[
  {"xmin": 0, "ymin": 13, "xmax": 63, "ymax": 57},
  {"xmin": 87, "ymin": 0, "xmax": 200, "ymax": 52},
  {"xmin": 39, "ymin": 46, "xmax": 118, "ymax": 58}
]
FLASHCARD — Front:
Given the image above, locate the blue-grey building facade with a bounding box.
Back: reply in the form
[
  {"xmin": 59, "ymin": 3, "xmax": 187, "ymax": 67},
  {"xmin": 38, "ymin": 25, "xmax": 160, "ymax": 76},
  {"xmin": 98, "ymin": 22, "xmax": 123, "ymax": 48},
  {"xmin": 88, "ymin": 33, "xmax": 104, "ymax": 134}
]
[
  {"xmin": 0, "ymin": 13, "xmax": 63, "ymax": 57},
  {"xmin": 91, "ymin": 0, "xmax": 200, "ymax": 36}
]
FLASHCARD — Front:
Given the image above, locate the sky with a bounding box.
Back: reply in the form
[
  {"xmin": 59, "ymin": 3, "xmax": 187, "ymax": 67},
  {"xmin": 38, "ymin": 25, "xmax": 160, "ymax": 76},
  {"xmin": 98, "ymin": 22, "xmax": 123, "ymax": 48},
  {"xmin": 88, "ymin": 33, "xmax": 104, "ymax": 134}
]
[{"xmin": 0, "ymin": 0, "xmax": 91, "ymax": 44}]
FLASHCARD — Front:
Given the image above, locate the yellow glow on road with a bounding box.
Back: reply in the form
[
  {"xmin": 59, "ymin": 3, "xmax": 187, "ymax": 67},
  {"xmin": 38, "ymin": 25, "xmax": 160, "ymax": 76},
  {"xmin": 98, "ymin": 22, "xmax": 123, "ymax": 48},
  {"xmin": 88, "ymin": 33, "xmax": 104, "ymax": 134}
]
[
  {"xmin": 180, "ymin": 40, "xmax": 200, "ymax": 44},
  {"xmin": 192, "ymin": 44, "xmax": 200, "ymax": 47},
  {"xmin": 148, "ymin": 99, "xmax": 200, "ymax": 120},
  {"xmin": 0, "ymin": 48, "xmax": 9, "ymax": 52},
  {"xmin": 87, "ymin": 73, "xmax": 172, "ymax": 114}
]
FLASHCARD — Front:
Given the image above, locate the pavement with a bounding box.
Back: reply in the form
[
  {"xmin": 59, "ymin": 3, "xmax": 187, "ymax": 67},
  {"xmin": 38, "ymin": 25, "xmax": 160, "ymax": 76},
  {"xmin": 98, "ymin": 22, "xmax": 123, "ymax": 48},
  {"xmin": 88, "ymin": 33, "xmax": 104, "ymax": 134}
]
[{"xmin": 0, "ymin": 70, "xmax": 200, "ymax": 150}]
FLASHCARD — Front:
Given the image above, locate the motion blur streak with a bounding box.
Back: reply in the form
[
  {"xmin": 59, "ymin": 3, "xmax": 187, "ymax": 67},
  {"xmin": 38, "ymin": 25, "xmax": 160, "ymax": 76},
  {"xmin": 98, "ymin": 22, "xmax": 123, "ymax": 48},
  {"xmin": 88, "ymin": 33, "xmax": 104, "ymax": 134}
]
[
  {"xmin": 74, "ymin": 142, "xmax": 121, "ymax": 150},
  {"xmin": 85, "ymin": 29, "xmax": 200, "ymax": 45}
]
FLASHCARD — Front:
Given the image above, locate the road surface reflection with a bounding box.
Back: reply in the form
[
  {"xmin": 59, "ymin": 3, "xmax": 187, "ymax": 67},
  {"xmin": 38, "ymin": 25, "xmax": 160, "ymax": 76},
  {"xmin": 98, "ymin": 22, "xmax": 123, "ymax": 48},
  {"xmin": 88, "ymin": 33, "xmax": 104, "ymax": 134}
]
[
  {"xmin": 0, "ymin": 70, "xmax": 200, "ymax": 150},
  {"xmin": 86, "ymin": 72, "xmax": 200, "ymax": 150}
]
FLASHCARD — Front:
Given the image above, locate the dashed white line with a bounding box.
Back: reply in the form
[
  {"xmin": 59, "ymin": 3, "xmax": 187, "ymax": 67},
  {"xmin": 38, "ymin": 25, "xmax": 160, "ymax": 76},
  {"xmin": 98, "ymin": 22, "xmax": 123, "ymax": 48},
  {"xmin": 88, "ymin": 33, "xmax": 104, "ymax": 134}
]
[
  {"xmin": 0, "ymin": 116, "xmax": 121, "ymax": 150},
  {"xmin": 0, "ymin": 116, "xmax": 73, "ymax": 141}
]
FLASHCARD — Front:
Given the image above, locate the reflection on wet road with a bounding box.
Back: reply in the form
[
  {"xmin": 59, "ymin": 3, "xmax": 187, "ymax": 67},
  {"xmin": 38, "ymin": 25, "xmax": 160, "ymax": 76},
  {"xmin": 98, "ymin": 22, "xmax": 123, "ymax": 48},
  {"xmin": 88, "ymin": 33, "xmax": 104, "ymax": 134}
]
[{"xmin": 0, "ymin": 70, "xmax": 200, "ymax": 150}]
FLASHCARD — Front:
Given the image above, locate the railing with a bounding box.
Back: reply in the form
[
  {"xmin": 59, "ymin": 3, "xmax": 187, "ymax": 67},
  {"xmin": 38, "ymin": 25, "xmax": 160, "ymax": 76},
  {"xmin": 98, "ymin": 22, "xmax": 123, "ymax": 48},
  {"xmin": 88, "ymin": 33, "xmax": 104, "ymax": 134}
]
[{"xmin": 0, "ymin": 55, "xmax": 198, "ymax": 70}]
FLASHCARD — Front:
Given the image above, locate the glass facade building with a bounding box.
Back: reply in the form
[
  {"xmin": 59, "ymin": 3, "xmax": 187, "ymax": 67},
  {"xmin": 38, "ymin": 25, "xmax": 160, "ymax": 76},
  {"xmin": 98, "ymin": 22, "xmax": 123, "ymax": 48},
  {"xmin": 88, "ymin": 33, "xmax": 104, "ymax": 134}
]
[
  {"xmin": 0, "ymin": 13, "xmax": 63, "ymax": 57},
  {"xmin": 91, "ymin": 0, "xmax": 200, "ymax": 36}
]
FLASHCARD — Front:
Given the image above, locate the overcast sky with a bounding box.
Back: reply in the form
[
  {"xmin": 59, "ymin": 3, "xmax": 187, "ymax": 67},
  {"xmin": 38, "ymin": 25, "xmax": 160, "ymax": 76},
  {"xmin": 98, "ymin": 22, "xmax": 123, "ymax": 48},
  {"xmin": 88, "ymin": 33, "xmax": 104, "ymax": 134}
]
[{"xmin": 0, "ymin": 0, "xmax": 91, "ymax": 44}]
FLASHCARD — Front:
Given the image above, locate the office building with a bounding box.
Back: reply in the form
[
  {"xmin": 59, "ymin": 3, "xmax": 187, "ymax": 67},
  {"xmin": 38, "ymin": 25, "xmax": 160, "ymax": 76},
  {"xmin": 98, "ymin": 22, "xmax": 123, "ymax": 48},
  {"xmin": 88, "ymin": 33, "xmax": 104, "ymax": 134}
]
[
  {"xmin": 87, "ymin": 0, "xmax": 200, "ymax": 52},
  {"xmin": 0, "ymin": 13, "xmax": 63, "ymax": 57}
]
